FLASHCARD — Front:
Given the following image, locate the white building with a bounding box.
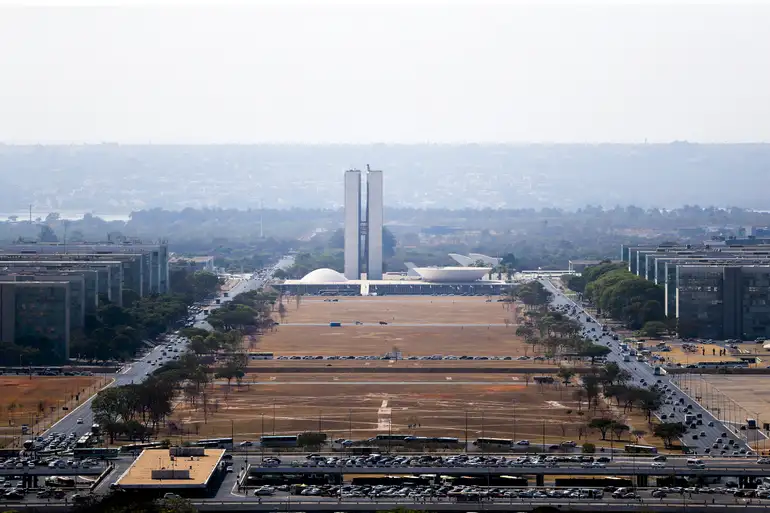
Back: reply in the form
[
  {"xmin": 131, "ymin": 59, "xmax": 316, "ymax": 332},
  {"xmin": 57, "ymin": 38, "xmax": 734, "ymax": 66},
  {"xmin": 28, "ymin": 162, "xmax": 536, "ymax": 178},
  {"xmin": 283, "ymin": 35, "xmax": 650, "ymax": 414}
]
[
  {"xmin": 343, "ymin": 170, "xmax": 361, "ymax": 279},
  {"xmin": 366, "ymin": 168, "xmax": 383, "ymax": 280},
  {"xmin": 343, "ymin": 166, "xmax": 384, "ymax": 280}
]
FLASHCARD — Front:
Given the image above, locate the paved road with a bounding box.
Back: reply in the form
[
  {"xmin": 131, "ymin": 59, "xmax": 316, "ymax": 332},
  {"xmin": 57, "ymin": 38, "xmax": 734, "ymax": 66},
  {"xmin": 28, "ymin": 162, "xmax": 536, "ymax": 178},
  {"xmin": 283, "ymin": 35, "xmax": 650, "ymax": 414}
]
[
  {"xmin": 42, "ymin": 260, "xmax": 285, "ymax": 439},
  {"xmin": 541, "ymin": 279, "xmax": 753, "ymax": 455},
  {"xmin": 244, "ymin": 463, "xmax": 770, "ymax": 477}
]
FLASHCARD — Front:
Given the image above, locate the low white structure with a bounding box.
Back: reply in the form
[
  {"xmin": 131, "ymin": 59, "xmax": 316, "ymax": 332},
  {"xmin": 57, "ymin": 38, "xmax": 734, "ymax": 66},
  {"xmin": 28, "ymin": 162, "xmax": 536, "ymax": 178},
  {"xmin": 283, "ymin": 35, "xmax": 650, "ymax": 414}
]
[{"xmin": 411, "ymin": 266, "xmax": 492, "ymax": 282}]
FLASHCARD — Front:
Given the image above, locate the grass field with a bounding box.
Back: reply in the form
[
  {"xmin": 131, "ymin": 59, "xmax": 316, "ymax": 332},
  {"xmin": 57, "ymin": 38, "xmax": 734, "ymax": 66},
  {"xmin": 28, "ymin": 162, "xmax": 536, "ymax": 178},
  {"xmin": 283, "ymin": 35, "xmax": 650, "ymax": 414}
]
[{"xmin": 0, "ymin": 376, "xmax": 102, "ymax": 445}]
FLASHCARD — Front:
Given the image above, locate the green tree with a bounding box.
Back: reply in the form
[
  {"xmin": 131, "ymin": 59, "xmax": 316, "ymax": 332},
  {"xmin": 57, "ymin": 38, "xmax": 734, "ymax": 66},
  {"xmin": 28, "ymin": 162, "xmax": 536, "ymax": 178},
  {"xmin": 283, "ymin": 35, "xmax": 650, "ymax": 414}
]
[
  {"xmin": 611, "ymin": 422, "xmax": 630, "ymax": 441},
  {"xmin": 557, "ymin": 366, "xmax": 575, "ymax": 385},
  {"xmin": 588, "ymin": 418, "xmax": 614, "ymax": 440},
  {"xmin": 652, "ymin": 422, "xmax": 687, "ymax": 448},
  {"xmin": 639, "ymin": 320, "xmax": 668, "ymax": 338},
  {"xmin": 297, "ymin": 432, "xmax": 328, "ymax": 447}
]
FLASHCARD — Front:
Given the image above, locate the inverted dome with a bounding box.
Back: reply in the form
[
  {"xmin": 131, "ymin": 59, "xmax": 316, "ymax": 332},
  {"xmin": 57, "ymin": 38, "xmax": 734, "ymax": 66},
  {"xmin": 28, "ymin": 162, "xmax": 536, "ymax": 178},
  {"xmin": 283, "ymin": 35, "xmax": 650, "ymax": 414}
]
[
  {"xmin": 299, "ymin": 268, "xmax": 349, "ymax": 284},
  {"xmin": 412, "ymin": 266, "xmax": 492, "ymax": 282}
]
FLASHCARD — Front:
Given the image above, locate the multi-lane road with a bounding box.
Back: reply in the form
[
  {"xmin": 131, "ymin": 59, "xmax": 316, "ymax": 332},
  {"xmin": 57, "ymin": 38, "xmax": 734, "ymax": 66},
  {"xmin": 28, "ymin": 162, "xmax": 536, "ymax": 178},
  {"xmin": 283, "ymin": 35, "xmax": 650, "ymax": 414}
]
[
  {"xmin": 42, "ymin": 260, "xmax": 288, "ymax": 440},
  {"xmin": 541, "ymin": 279, "xmax": 755, "ymax": 455}
]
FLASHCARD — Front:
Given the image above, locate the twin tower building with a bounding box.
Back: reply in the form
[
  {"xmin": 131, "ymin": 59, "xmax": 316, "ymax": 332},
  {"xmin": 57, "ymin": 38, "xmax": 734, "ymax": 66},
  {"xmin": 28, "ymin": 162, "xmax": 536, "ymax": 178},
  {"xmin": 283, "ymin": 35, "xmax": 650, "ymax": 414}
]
[{"xmin": 344, "ymin": 166, "xmax": 383, "ymax": 280}]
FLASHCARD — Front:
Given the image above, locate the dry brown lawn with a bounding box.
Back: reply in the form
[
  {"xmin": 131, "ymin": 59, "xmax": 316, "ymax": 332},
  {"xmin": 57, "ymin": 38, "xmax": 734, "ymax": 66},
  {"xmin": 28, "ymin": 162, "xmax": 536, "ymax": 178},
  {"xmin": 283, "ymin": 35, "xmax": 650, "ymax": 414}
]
[
  {"xmin": 278, "ymin": 296, "xmax": 516, "ymax": 325},
  {"xmin": 0, "ymin": 376, "xmax": 102, "ymax": 445},
  {"xmin": 256, "ymin": 326, "xmax": 531, "ymax": 357},
  {"xmin": 652, "ymin": 343, "xmax": 740, "ymax": 365},
  {"xmin": 165, "ymin": 374, "xmax": 662, "ymax": 449}
]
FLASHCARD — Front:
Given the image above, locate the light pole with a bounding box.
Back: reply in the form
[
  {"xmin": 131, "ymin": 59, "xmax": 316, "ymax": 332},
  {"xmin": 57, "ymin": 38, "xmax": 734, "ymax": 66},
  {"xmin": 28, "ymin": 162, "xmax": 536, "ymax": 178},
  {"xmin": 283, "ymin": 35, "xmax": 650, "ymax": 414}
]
[
  {"xmin": 512, "ymin": 401, "xmax": 517, "ymax": 444},
  {"xmin": 464, "ymin": 411, "xmax": 468, "ymax": 453}
]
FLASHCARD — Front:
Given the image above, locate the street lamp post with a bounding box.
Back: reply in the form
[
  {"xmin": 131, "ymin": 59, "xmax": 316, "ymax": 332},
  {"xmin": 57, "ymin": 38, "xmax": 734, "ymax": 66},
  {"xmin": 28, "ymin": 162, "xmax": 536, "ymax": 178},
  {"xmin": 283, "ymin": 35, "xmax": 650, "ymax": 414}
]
[{"xmin": 512, "ymin": 401, "xmax": 517, "ymax": 444}]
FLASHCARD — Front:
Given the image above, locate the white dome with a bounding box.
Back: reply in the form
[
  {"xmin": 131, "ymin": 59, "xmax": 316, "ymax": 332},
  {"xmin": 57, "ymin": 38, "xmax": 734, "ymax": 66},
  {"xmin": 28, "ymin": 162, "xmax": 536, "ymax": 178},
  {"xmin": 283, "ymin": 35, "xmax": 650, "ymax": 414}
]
[{"xmin": 299, "ymin": 268, "xmax": 349, "ymax": 284}]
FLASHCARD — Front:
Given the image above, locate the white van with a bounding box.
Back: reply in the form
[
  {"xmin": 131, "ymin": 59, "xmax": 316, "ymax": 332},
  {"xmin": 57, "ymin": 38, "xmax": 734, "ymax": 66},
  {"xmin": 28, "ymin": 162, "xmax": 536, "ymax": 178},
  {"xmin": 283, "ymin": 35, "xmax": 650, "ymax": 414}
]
[{"xmin": 686, "ymin": 459, "xmax": 705, "ymax": 469}]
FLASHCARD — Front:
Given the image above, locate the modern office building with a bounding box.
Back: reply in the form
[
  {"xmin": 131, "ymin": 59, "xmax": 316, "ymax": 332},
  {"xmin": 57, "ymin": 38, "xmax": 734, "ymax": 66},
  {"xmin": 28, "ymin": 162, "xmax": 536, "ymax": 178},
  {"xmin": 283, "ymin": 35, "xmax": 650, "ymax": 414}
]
[
  {"xmin": 343, "ymin": 167, "xmax": 384, "ymax": 280},
  {"xmin": 366, "ymin": 168, "xmax": 384, "ymax": 280},
  {"xmin": 674, "ymin": 264, "xmax": 770, "ymax": 340},
  {"xmin": 344, "ymin": 170, "xmax": 362, "ymax": 280},
  {"xmin": 619, "ymin": 243, "xmax": 770, "ymax": 340},
  {"xmin": 0, "ymin": 260, "xmax": 123, "ymax": 306},
  {"xmin": 0, "ymin": 272, "xmax": 86, "ymax": 329},
  {"xmin": 0, "ymin": 281, "xmax": 71, "ymax": 359},
  {"xmin": 0, "ymin": 241, "xmax": 170, "ymax": 294}
]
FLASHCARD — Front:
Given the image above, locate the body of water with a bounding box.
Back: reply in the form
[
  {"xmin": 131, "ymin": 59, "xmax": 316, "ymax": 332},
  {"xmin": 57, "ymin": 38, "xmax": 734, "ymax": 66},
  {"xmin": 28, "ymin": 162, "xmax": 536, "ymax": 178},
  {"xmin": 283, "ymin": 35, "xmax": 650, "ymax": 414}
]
[{"xmin": 1, "ymin": 211, "xmax": 131, "ymax": 222}]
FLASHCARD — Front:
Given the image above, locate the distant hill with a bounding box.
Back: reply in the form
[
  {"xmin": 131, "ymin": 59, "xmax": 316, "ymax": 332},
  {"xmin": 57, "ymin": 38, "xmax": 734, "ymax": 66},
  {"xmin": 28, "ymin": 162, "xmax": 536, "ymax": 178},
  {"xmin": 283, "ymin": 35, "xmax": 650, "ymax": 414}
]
[{"xmin": 0, "ymin": 143, "xmax": 767, "ymax": 211}]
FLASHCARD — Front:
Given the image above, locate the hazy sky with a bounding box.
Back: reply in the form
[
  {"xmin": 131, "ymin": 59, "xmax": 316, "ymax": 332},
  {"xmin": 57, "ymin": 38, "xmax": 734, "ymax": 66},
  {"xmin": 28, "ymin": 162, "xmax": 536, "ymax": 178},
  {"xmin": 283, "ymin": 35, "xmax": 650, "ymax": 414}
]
[{"xmin": 1, "ymin": 1, "xmax": 769, "ymax": 144}]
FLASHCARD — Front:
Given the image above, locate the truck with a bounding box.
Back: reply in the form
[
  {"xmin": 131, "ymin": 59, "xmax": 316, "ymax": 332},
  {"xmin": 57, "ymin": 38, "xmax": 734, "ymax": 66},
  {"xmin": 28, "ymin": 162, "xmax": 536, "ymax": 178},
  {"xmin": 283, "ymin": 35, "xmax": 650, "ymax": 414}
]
[
  {"xmin": 748, "ymin": 418, "xmax": 758, "ymax": 429},
  {"xmin": 653, "ymin": 366, "xmax": 667, "ymax": 376}
]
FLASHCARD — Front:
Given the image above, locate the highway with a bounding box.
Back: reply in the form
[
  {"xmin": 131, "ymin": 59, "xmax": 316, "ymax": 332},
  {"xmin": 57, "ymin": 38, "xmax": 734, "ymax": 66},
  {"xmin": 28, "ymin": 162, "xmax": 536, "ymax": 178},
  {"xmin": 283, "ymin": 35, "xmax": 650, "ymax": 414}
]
[
  {"xmin": 244, "ymin": 462, "xmax": 770, "ymax": 477},
  {"xmin": 41, "ymin": 259, "xmax": 287, "ymax": 440},
  {"xmin": 541, "ymin": 279, "xmax": 755, "ymax": 455}
]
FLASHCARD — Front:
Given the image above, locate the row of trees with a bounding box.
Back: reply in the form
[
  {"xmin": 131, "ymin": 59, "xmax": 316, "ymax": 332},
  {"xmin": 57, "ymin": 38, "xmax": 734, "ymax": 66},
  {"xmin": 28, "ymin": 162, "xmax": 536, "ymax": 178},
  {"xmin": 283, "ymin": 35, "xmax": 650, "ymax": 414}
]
[
  {"xmin": 71, "ymin": 270, "xmax": 222, "ymax": 363},
  {"xmin": 91, "ymin": 355, "xmax": 206, "ymax": 443},
  {"xmin": 565, "ymin": 262, "xmax": 668, "ymax": 331}
]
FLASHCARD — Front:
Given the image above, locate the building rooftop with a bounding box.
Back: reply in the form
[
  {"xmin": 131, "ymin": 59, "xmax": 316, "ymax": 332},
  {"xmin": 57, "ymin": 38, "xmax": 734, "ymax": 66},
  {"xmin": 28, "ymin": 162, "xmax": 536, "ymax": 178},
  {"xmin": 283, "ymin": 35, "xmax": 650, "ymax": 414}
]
[{"xmin": 115, "ymin": 448, "xmax": 225, "ymax": 489}]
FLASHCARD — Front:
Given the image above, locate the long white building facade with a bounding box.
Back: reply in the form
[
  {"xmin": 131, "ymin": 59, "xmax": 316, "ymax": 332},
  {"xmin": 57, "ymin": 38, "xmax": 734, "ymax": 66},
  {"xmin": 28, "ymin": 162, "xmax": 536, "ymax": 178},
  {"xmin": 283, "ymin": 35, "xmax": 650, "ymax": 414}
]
[{"xmin": 343, "ymin": 166, "xmax": 384, "ymax": 280}]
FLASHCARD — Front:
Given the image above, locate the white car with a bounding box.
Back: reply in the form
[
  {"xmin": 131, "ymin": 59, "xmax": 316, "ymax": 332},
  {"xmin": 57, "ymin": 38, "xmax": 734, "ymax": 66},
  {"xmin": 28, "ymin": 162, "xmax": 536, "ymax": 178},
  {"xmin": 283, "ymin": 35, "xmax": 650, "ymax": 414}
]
[
  {"xmin": 516, "ymin": 440, "xmax": 530, "ymax": 446},
  {"xmin": 757, "ymin": 458, "xmax": 770, "ymax": 465},
  {"xmin": 76, "ymin": 418, "xmax": 83, "ymax": 424},
  {"xmin": 651, "ymin": 462, "xmax": 666, "ymax": 468}
]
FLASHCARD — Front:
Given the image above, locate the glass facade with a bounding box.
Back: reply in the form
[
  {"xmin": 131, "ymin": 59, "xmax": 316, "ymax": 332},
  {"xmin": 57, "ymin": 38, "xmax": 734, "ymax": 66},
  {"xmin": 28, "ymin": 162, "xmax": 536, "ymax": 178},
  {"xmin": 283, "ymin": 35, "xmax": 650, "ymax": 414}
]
[
  {"xmin": 675, "ymin": 266, "xmax": 725, "ymax": 340},
  {"xmin": 674, "ymin": 265, "xmax": 770, "ymax": 340},
  {"xmin": 13, "ymin": 283, "xmax": 70, "ymax": 359},
  {"xmin": 739, "ymin": 267, "xmax": 770, "ymax": 339}
]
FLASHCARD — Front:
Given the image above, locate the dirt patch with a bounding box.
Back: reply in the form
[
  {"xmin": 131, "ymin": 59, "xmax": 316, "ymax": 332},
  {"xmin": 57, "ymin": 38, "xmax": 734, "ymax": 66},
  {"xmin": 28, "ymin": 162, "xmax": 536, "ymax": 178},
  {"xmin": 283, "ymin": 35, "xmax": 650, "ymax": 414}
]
[
  {"xmin": 278, "ymin": 296, "xmax": 516, "ymax": 325},
  {"xmin": 0, "ymin": 376, "xmax": 103, "ymax": 445},
  {"xmin": 166, "ymin": 374, "xmax": 650, "ymax": 448},
  {"xmin": 256, "ymin": 326, "xmax": 531, "ymax": 357}
]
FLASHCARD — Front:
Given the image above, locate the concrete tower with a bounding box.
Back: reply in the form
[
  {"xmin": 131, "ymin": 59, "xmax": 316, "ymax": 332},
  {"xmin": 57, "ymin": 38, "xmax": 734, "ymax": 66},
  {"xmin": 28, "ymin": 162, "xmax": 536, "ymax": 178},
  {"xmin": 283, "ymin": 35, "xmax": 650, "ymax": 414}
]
[
  {"xmin": 343, "ymin": 169, "xmax": 362, "ymax": 279},
  {"xmin": 366, "ymin": 167, "xmax": 383, "ymax": 280}
]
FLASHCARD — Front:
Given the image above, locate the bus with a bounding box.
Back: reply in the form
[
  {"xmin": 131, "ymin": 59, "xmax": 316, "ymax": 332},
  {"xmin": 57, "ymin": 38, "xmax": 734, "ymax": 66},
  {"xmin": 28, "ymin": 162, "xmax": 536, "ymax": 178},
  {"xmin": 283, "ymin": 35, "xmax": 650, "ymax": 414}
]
[
  {"xmin": 193, "ymin": 437, "xmax": 233, "ymax": 449},
  {"xmin": 404, "ymin": 436, "xmax": 460, "ymax": 446},
  {"xmin": 73, "ymin": 447, "xmax": 119, "ymax": 459},
  {"xmin": 45, "ymin": 476, "xmax": 76, "ymax": 488},
  {"xmin": 367, "ymin": 434, "xmax": 410, "ymax": 443},
  {"xmin": 120, "ymin": 442, "xmax": 165, "ymax": 453},
  {"xmin": 247, "ymin": 352, "xmax": 274, "ymax": 360},
  {"xmin": 625, "ymin": 444, "xmax": 657, "ymax": 454},
  {"xmin": 260, "ymin": 435, "xmax": 298, "ymax": 448},
  {"xmin": 473, "ymin": 438, "xmax": 514, "ymax": 448}
]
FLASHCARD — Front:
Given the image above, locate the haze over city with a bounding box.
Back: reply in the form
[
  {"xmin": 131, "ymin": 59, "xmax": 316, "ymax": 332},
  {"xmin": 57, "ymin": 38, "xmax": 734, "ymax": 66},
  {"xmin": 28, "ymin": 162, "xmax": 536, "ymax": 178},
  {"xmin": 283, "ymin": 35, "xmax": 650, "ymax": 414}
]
[
  {"xmin": 3, "ymin": 3, "xmax": 770, "ymax": 513},
  {"xmin": 1, "ymin": 2, "xmax": 769, "ymax": 144}
]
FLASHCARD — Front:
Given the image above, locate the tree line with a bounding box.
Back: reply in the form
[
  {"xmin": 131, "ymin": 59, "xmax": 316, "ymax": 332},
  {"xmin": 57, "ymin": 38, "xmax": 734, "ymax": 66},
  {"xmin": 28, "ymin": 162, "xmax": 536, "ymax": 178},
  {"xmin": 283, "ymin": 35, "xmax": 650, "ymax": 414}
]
[{"xmin": 564, "ymin": 262, "xmax": 669, "ymax": 333}]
